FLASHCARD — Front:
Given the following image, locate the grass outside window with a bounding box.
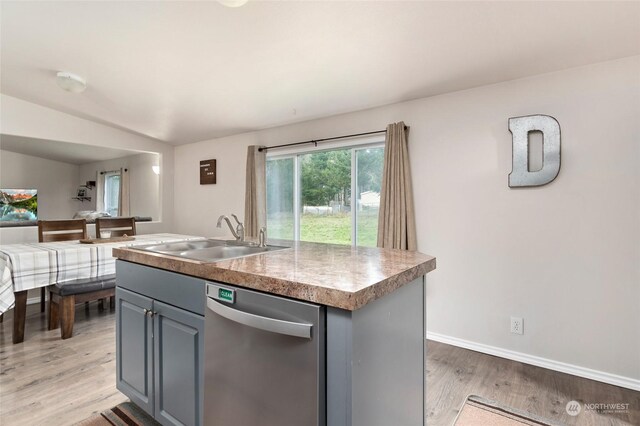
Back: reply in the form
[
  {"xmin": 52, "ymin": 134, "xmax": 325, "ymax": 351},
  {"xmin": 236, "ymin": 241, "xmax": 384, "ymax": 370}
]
[{"xmin": 268, "ymin": 211, "xmax": 379, "ymax": 247}]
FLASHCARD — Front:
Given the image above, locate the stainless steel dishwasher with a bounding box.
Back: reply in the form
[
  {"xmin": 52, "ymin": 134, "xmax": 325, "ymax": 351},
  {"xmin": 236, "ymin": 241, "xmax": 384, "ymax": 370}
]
[{"xmin": 204, "ymin": 282, "xmax": 325, "ymax": 426}]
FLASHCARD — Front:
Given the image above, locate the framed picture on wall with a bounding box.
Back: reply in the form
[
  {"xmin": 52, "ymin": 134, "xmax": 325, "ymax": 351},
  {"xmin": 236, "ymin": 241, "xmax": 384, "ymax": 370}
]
[
  {"xmin": 200, "ymin": 159, "xmax": 217, "ymax": 184},
  {"xmin": 0, "ymin": 189, "xmax": 38, "ymax": 222}
]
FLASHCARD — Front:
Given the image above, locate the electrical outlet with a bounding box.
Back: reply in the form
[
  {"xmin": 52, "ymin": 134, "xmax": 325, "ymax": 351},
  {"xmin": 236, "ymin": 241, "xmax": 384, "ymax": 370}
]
[{"xmin": 511, "ymin": 317, "xmax": 524, "ymax": 335}]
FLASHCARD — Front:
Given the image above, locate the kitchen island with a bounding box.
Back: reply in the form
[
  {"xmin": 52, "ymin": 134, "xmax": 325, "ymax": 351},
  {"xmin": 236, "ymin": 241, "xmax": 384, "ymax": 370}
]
[{"xmin": 113, "ymin": 240, "xmax": 435, "ymax": 426}]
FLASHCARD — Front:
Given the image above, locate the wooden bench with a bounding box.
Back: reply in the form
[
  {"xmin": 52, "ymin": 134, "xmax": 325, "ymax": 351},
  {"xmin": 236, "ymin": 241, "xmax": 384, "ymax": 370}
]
[{"xmin": 48, "ymin": 275, "xmax": 116, "ymax": 339}]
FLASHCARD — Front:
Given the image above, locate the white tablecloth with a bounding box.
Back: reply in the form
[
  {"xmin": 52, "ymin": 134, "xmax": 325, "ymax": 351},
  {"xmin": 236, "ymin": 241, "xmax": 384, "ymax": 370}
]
[{"xmin": 0, "ymin": 233, "xmax": 203, "ymax": 313}]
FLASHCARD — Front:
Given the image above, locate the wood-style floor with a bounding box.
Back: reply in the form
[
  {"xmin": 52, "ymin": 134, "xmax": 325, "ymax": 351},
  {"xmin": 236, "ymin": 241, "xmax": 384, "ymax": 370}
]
[
  {"xmin": 426, "ymin": 340, "xmax": 640, "ymax": 426},
  {"xmin": 1, "ymin": 303, "xmax": 638, "ymax": 425},
  {"xmin": 0, "ymin": 303, "xmax": 126, "ymax": 426}
]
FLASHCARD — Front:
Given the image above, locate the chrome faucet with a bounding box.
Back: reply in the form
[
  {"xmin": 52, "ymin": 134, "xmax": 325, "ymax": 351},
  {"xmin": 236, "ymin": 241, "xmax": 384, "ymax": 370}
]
[
  {"xmin": 258, "ymin": 227, "xmax": 267, "ymax": 248},
  {"xmin": 217, "ymin": 214, "xmax": 245, "ymax": 241}
]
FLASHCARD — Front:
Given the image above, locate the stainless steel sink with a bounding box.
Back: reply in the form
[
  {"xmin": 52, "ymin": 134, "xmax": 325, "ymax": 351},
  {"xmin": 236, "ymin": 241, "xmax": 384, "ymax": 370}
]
[{"xmin": 134, "ymin": 239, "xmax": 289, "ymax": 262}]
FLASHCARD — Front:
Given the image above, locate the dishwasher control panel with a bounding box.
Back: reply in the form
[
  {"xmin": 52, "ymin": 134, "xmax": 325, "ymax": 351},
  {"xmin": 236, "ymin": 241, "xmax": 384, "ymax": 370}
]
[{"xmin": 206, "ymin": 283, "xmax": 235, "ymax": 304}]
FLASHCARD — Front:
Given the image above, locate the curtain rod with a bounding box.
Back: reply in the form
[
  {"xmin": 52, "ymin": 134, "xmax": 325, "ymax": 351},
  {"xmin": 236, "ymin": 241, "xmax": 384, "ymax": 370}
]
[
  {"xmin": 100, "ymin": 168, "xmax": 128, "ymax": 175},
  {"xmin": 258, "ymin": 126, "xmax": 407, "ymax": 153}
]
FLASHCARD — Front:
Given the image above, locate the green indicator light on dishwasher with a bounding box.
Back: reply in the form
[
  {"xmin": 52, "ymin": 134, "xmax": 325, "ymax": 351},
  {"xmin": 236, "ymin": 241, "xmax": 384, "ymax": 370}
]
[{"xmin": 218, "ymin": 288, "xmax": 234, "ymax": 302}]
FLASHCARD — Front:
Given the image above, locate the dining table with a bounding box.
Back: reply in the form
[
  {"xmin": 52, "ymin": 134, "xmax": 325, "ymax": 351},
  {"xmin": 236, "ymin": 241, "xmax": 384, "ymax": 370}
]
[{"xmin": 0, "ymin": 233, "xmax": 203, "ymax": 343}]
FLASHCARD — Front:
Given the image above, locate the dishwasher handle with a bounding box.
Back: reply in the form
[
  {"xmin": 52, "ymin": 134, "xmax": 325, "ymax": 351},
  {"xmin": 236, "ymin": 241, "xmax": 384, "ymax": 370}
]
[{"xmin": 206, "ymin": 297, "xmax": 312, "ymax": 339}]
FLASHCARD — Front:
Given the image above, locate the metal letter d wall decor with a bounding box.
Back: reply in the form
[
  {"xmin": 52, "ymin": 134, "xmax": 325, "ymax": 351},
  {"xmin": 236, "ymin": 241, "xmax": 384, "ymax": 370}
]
[{"xmin": 508, "ymin": 114, "xmax": 561, "ymax": 187}]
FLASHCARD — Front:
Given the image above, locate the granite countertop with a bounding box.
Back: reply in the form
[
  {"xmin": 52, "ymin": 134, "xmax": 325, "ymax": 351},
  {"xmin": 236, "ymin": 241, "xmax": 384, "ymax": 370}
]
[{"xmin": 113, "ymin": 240, "xmax": 435, "ymax": 311}]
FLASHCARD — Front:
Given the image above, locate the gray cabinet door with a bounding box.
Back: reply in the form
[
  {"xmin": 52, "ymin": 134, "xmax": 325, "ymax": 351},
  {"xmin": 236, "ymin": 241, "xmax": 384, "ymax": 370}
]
[
  {"xmin": 116, "ymin": 287, "xmax": 154, "ymax": 415},
  {"xmin": 153, "ymin": 300, "xmax": 204, "ymax": 426}
]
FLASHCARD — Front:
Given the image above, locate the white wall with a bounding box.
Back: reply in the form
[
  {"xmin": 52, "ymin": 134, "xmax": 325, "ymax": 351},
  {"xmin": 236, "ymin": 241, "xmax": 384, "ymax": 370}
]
[
  {"xmin": 0, "ymin": 94, "xmax": 174, "ymax": 243},
  {"xmin": 79, "ymin": 152, "xmax": 160, "ymax": 219},
  {"xmin": 174, "ymin": 56, "xmax": 640, "ymax": 385},
  {"xmin": 0, "ymin": 149, "xmax": 79, "ymax": 220}
]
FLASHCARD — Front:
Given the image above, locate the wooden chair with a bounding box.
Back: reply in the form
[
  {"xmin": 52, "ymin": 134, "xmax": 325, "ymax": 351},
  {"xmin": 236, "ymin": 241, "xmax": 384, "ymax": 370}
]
[
  {"xmin": 38, "ymin": 219, "xmax": 88, "ymax": 242},
  {"xmin": 95, "ymin": 217, "xmax": 136, "ymax": 237},
  {"xmin": 95, "ymin": 218, "xmax": 135, "ymax": 312},
  {"xmin": 37, "ymin": 219, "xmax": 116, "ymax": 339}
]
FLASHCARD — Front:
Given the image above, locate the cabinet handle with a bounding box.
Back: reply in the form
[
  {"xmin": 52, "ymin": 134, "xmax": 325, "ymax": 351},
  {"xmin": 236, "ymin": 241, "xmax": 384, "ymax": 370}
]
[{"xmin": 143, "ymin": 308, "xmax": 155, "ymax": 317}]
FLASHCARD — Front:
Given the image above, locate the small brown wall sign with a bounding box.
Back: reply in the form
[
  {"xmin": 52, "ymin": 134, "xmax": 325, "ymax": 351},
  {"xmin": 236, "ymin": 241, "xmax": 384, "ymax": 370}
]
[{"xmin": 200, "ymin": 159, "xmax": 217, "ymax": 184}]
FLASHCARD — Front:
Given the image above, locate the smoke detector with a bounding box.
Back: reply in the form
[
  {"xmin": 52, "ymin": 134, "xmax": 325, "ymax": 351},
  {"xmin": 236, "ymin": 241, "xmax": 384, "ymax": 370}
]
[{"xmin": 56, "ymin": 71, "xmax": 87, "ymax": 93}]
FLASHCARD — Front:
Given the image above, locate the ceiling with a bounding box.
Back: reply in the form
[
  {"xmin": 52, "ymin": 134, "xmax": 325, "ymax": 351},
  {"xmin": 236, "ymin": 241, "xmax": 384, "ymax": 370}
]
[
  {"xmin": 0, "ymin": 134, "xmax": 142, "ymax": 165},
  {"xmin": 1, "ymin": 1, "xmax": 639, "ymax": 145}
]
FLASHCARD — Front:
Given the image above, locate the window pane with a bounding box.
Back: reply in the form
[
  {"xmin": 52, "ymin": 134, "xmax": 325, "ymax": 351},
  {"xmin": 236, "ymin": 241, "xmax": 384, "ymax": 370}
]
[
  {"xmin": 266, "ymin": 158, "xmax": 294, "ymax": 240},
  {"xmin": 356, "ymin": 147, "xmax": 384, "ymax": 247},
  {"xmin": 300, "ymin": 149, "xmax": 351, "ymax": 245},
  {"xmin": 104, "ymin": 174, "xmax": 120, "ymax": 217}
]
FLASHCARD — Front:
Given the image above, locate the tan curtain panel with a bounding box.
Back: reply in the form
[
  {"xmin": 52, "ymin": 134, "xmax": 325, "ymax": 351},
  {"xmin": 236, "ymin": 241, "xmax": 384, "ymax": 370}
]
[
  {"xmin": 244, "ymin": 145, "xmax": 267, "ymax": 238},
  {"xmin": 118, "ymin": 168, "xmax": 130, "ymax": 217},
  {"xmin": 377, "ymin": 122, "xmax": 417, "ymax": 250}
]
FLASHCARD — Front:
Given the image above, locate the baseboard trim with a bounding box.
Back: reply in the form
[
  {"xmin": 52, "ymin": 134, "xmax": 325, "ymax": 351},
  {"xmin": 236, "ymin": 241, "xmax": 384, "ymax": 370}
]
[
  {"xmin": 27, "ymin": 296, "xmax": 42, "ymax": 306},
  {"xmin": 0, "ymin": 297, "xmax": 41, "ymax": 316},
  {"xmin": 4, "ymin": 296, "xmax": 101, "ymax": 313},
  {"xmin": 426, "ymin": 331, "xmax": 640, "ymax": 392}
]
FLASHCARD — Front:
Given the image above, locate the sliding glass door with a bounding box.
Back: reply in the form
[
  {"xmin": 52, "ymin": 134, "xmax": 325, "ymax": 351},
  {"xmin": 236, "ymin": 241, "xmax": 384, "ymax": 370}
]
[
  {"xmin": 355, "ymin": 147, "xmax": 384, "ymax": 247},
  {"xmin": 266, "ymin": 144, "xmax": 384, "ymax": 247},
  {"xmin": 266, "ymin": 157, "xmax": 295, "ymax": 240}
]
